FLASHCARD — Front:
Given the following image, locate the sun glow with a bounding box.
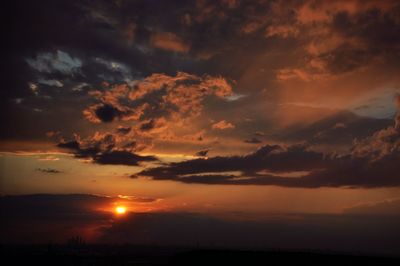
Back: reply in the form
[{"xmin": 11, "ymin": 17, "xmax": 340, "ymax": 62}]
[{"xmin": 115, "ymin": 206, "xmax": 127, "ymax": 215}]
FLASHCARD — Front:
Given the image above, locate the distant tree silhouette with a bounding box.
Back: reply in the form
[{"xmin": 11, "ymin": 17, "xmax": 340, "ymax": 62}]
[{"xmin": 66, "ymin": 235, "xmax": 85, "ymax": 248}]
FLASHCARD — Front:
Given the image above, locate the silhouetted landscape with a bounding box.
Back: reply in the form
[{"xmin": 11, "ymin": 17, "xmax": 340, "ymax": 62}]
[{"xmin": 2, "ymin": 244, "xmax": 400, "ymax": 266}]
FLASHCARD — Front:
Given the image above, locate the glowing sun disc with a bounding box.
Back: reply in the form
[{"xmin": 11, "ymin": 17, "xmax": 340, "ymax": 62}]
[{"xmin": 115, "ymin": 206, "xmax": 127, "ymax": 214}]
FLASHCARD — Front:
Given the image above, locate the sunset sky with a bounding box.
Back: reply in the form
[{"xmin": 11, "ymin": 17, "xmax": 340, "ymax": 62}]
[{"xmin": 1, "ymin": 0, "xmax": 400, "ymax": 254}]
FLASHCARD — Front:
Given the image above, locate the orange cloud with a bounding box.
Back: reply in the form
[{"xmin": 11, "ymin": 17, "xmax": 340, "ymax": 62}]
[
  {"xmin": 276, "ymin": 68, "xmax": 314, "ymax": 82},
  {"xmin": 150, "ymin": 32, "xmax": 190, "ymax": 53},
  {"xmin": 84, "ymin": 72, "xmax": 232, "ymax": 124},
  {"xmin": 265, "ymin": 25, "xmax": 299, "ymax": 38},
  {"xmin": 76, "ymin": 72, "xmax": 234, "ymax": 156},
  {"xmin": 297, "ymin": 0, "xmax": 396, "ymax": 25},
  {"xmin": 212, "ymin": 120, "xmax": 235, "ymax": 130}
]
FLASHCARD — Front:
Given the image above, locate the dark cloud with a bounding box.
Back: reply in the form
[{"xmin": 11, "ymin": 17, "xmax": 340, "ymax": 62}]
[
  {"xmin": 57, "ymin": 140, "xmax": 80, "ymax": 150},
  {"xmin": 139, "ymin": 119, "xmax": 157, "ymax": 131},
  {"xmin": 35, "ymin": 168, "xmax": 62, "ymax": 174},
  {"xmin": 244, "ymin": 137, "xmax": 262, "ymax": 144},
  {"xmin": 116, "ymin": 126, "xmax": 131, "ymax": 135},
  {"xmin": 275, "ymin": 111, "xmax": 392, "ymax": 147},
  {"xmin": 94, "ymin": 150, "xmax": 157, "ymax": 166},
  {"xmin": 195, "ymin": 149, "xmax": 210, "ymax": 157},
  {"xmin": 136, "ymin": 144, "xmax": 399, "ymax": 188},
  {"xmin": 94, "ymin": 104, "xmax": 122, "ymax": 123},
  {"xmin": 57, "ymin": 138, "xmax": 157, "ymax": 166},
  {"xmin": 320, "ymin": 45, "xmax": 376, "ymax": 75},
  {"xmin": 136, "ymin": 144, "xmax": 327, "ymax": 182},
  {"xmin": 136, "ymin": 106, "xmax": 400, "ymax": 188}
]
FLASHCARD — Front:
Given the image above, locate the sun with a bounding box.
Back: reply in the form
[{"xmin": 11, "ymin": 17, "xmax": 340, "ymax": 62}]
[{"xmin": 115, "ymin": 206, "xmax": 127, "ymax": 215}]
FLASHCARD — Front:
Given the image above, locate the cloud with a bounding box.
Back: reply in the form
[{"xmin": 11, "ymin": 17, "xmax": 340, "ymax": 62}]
[
  {"xmin": 94, "ymin": 57, "xmax": 132, "ymax": 81},
  {"xmin": 86, "ymin": 103, "xmax": 123, "ymax": 123},
  {"xmin": 244, "ymin": 137, "xmax": 262, "ymax": 144},
  {"xmin": 395, "ymin": 93, "xmax": 400, "ymax": 129},
  {"xmin": 135, "ymin": 144, "xmax": 325, "ymax": 183},
  {"xmin": 57, "ymin": 139, "xmax": 80, "ymax": 150},
  {"xmin": 344, "ymin": 198, "xmax": 400, "ymax": 216},
  {"xmin": 255, "ymin": 0, "xmax": 400, "ymax": 81},
  {"xmin": 276, "ymin": 68, "xmax": 323, "ymax": 82},
  {"xmin": 150, "ymin": 32, "xmax": 190, "ymax": 53},
  {"xmin": 255, "ymin": 131, "xmax": 265, "ymax": 136},
  {"xmin": 136, "ymin": 134, "xmax": 400, "ymax": 187},
  {"xmin": 35, "ymin": 168, "xmax": 62, "ymax": 174},
  {"xmin": 275, "ymin": 110, "xmax": 392, "ymax": 147},
  {"xmin": 57, "ymin": 136, "xmax": 158, "ymax": 166},
  {"xmin": 4, "ymin": 0, "xmax": 400, "ymax": 164},
  {"xmin": 195, "ymin": 149, "xmax": 210, "ymax": 157},
  {"xmin": 93, "ymin": 151, "xmax": 157, "ymax": 166},
  {"xmin": 212, "ymin": 120, "xmax": 235, "ymax": 130},
  {"xmin": 37, "ymin": 79, "xmax": 64, "ymax": 87},
  {"xmin": 351, "ymin": 94, "xmax": 400, "ymax": 161},
  {"xmin": 26, "ymin": 50, "xmax": 82, "ymax": 75},
  {"xmin": 38, "ymin": 155, "xmax": 60, "ymax": 161},
  {"xmin": 116, "ymin": 126, "xmax": 131, "ymax": 135},
  {"xmin": 136, "ymin": 98, "xmax": 400, "ymax": 188},
  {"xmin": 265, "ymin": 25, "xmax": 299, "ymax": 38},
  {"xmin": 83, "ymin": 72, "xmax": 232, "ymax": 124},
  {"xmin": 224, "ymin": 92, "xmax": 246, "ymax": 101},
  {"xmin": 117, "ymin": 195, "xmax": 161, "ymax": 203},
  {"xmin": 74, "ymin": 72, "xmax": 234, "ymax": 157}
]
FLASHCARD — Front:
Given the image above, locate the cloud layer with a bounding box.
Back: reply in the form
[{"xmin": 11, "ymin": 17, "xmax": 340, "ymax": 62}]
[
  {"xmin": 136, "ymin": 100, "xmax": 400, "ymax": 188},
  {"xmin": 3, "ymin": 0, "xmax": 400, "ymax": 188},
  {"xmin": 57, "ymin": 72, "xmax": 232, "ymax": 163}
]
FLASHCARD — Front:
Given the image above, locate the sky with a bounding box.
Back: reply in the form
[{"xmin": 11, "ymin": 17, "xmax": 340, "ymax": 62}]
[{"xmin": 1, "ymin": 0, "xmax": 400, "ymax": 254}]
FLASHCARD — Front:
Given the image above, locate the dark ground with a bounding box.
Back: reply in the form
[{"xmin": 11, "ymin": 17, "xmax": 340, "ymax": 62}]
[{"xmin": 1, "ymin": 244, "xmax": 399, "ymax": 265}]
